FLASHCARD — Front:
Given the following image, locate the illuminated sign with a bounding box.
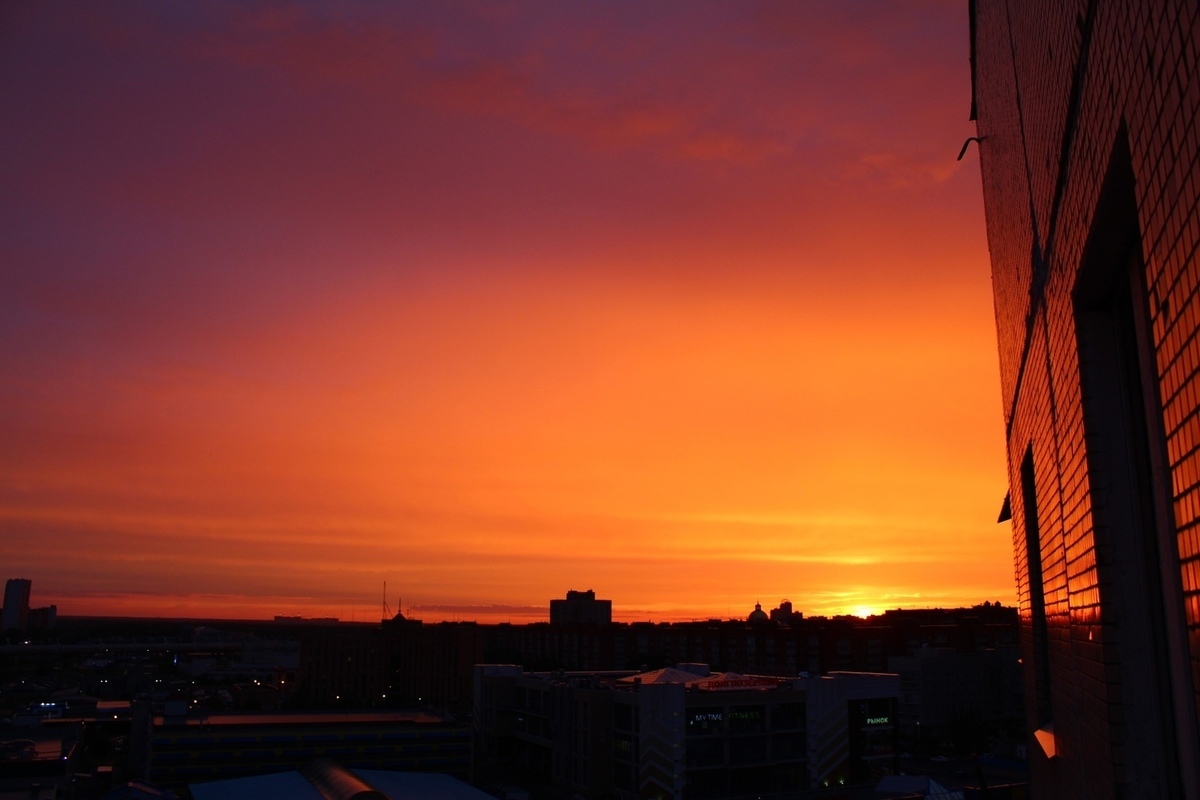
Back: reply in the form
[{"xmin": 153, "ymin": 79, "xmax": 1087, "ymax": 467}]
[
  {"xmin": 728, "ymin": 709, "xmax": 763, "ymax": 721},
  {"xmin": 701, "ymin": 677, "xmax": 778, "ymax": 689},
  {"xmin": 866, "ymin": 716, "xmax": 891, "ymax": 725}
]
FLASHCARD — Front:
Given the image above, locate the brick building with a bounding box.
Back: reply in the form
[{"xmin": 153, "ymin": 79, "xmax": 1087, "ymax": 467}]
[{"xmin": 971, "ymin": 1, "xmax": 1200, "ymax": 797}]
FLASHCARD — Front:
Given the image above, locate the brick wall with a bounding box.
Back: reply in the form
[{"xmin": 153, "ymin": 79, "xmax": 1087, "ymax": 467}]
[{"xmin": 973, "ymin": 1, "xmax": 1200, "ymax": 797}]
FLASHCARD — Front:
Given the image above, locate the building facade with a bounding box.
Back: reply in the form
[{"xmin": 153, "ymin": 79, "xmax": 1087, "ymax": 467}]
[
  {"xmin": 3, "ymin": 578, "xmax": 31, "ymax": 632},
  {"xmin": 473, "ymin": 664, "xmax": 899, "ymax": 799},
  {"xmin": 296, "ymin": 605, "xmax": 1015, "ymax": 724},
  {"xmin": 972, "ymin": 1, "xmax": 1200, "ymax": 797},
  {"xmin": 887, "ymin": 646, "xmax": 1023, "ymax": 753}
]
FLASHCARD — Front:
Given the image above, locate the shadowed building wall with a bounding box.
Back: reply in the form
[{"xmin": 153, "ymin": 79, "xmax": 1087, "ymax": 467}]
[
  {"xmin": 971, "ymin": 1, "xmax": 1200, "ymax": 797},
  {"xmin": 3, "ymin": 579, "xmax": 31, "ymax": 632}
]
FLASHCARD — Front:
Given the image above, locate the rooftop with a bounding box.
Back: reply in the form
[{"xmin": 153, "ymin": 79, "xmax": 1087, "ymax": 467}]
[
  {"xmin": 189, "ymin": 761, "xmax": 492, "ymax": 800},
  {"xmin": 154, "ymin": 710, "xmax": 451, "ymax": 727}
]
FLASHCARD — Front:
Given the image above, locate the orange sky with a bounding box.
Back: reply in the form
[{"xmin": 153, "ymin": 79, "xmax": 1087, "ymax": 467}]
[{"xmin": 0, "ymin": 1, "xmax": 1012, "ymax": 623}]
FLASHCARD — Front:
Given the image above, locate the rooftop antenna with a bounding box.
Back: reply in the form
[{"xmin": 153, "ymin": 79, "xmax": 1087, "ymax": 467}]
[{"xmin": 382, "ymin": 581, "xmax": 391, "ymax": 620}]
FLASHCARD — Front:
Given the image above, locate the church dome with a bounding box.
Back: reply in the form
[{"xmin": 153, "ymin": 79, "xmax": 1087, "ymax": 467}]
[{"xmin": 748, "ymin": 602, "xmax": 769, "ymax": 624}]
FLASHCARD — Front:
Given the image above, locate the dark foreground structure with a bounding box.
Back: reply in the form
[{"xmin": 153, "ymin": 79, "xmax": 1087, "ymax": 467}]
[
  {"xmin": 474, "ymin": 664, "xmax": 900, "ymax": 799},
  {"xmin": 972, "ymin": 1, "xmax": 1200, "ymax": 797}
]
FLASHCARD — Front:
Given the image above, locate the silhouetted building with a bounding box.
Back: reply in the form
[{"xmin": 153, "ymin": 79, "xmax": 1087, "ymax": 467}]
[
  {"xmin": 297, "ymin": 626, "xmax": 391, "ymax": 706},
  {"xmin": 549, "ymin": 590, "xmax": 612, "ymax": 626},
  {"xmin": 297, "ymin": 618, "xmax": 485, "ymax": 712},
  {"xmin": 769, "ymin": 599, "xmax": 803, "ymax": 624},
  {"xmin": 973, "ymin": 1, "xmax": 1200, "ymax": 796},
  {"xmin": 295, "ymin": 606, "xmax": 1016, "ymax": 730},
  {"xmin": 389, "ymin": 620, "xmax": 484, "ymax": 711},
  {"xmin": 27, "ymin": 604, "xmax": 56, "ymax": 631},
  {"xmin": 887, "ymin": 646, "xmax": 1023, "ymax": 753},
  {"xmin": 3, "ymin": 578, "xmax": 31, "ymax": 632},
  {"xmin": 747, "ymin": 602, "xmax": 769, "ymax": 624}
]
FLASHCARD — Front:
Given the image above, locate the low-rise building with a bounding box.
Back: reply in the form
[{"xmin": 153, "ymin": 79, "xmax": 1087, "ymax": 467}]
[
  {"xmin": 146, "ymin": 710, "xmax": 469, "ymax": 789},
  {"xmin": 0, "ymin": 722, "xmax": 82, "ymax": 799},
  {"xmin": 474, "ymin": 663, "xmax": 899, "ymax": 799},
  {"xmin": 188, "ymin": 759, "xmax": 493, "ymax": 800}
]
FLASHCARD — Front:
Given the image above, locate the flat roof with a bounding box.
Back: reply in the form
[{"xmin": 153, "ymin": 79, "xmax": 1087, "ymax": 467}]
[
  {"xmin": 0, "ymin": 724, "xmax": 78, "ymax": 762},
  {"xmin": 155, "ymin": 710, "xmax": 451, "ymax": 727},
  {"xmin": 190, "ymin": 770, "xmax": 321, "ymax": 800},
  {"xmin": 190, "ymin": 769, "xmax": 493, "ymax": 800}
]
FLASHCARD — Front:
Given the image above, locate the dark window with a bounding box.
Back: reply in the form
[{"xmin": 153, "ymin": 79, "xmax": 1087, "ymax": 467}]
[
  {"xmin": 1073, "ymin": 129, "xmax": 1195, "ymax": 795},
  {"xmin": 1020, "ymin": 448, "xmax": 1053, "ymax": 726},
  {"xmin": 727, "ymin": 705, "xmax": 765, "ymax": 734},
  {"xmin": 770, "ymin": 702, "xmax": 804, "ymax": 731}
]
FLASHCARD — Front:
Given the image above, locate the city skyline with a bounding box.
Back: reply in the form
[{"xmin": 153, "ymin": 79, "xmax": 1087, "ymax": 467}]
[
  {"xmin": 0, "ymin": 577, "xmax": 1011, "ymax": 626},
  {"xmin": 0, "ymin": 2, "xmax": 1011, "ymax": 623}
]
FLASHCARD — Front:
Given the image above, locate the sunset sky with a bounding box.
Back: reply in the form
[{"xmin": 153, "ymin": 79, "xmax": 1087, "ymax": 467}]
[{"xmin": 1, "ymin": 1, "xmax": 1012, "ymax": 623}]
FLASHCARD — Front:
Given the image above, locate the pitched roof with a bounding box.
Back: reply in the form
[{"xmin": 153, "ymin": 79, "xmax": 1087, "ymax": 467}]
[{"xmin": 617, "ymin": 667, "xmax": 708, "ymax": 685}]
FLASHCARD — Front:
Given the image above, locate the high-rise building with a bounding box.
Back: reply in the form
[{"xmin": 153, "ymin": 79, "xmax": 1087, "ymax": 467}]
[
  {"xmin": 972, "ymin": 2, "xmax": 1200, "ymax": 797},
  {"xmin": 549, "ymin": 589, "xmax": 612, "ymax": 626},
  {"xmin": 3, "ymin": 578, "xmax": 31, "ymax": 632}
]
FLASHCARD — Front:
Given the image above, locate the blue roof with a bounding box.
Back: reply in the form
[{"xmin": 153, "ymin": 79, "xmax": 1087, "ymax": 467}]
[
  {"xmin": 189, "ymin": 767, "xmax": 494, "ymax": 800},
  {"xmin": 357, "ymin": 770, "xmax": 495, "ymax": 800},
  {"xmin": 189, "ymin": 771, "xmax": 323, "ymax": 800}
]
